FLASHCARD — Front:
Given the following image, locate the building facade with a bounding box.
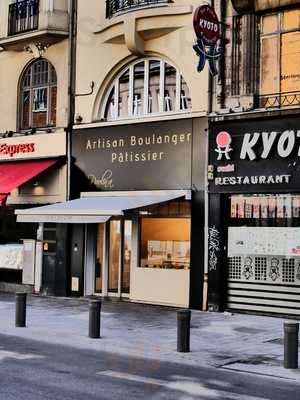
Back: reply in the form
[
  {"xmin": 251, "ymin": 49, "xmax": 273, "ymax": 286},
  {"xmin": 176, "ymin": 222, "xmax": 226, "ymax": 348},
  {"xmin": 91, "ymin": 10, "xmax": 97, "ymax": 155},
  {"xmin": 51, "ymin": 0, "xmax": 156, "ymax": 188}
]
[
  {"xmin": 0, "ymin": 0, "xmax": 69, "ymax": 294},
  {"xmin": 17, "ymin": 0, "xmax": 210, "ymax": 308},
  {"xmin": 208, "ymin": 0, "xmax": 300, "ymax": 316}
]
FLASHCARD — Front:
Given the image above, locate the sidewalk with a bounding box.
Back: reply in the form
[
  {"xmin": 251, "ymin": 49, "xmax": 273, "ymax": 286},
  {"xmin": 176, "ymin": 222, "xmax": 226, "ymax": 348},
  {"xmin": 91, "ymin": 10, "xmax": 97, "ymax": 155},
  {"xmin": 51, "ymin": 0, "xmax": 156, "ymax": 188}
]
[{"xmin": 0, "ymin": 293, "xmax": 299, "ymax": 382}]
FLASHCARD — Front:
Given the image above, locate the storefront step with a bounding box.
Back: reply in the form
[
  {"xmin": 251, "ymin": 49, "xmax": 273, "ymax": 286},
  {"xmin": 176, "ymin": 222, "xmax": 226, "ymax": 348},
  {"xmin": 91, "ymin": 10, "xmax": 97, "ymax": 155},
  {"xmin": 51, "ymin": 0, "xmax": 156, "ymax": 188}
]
[{"xmin": 0, "ymin": 282, "xmax": 33, "ymax": 294}]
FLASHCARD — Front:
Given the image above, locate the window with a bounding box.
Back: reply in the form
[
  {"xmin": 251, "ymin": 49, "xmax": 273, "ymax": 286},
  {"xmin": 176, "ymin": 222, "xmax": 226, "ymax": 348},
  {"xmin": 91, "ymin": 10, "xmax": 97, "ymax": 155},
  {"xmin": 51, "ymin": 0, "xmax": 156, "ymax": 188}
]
[
  {"xmin": 102, "ymin": 58, "xmax": 191, "ymax": 121},
  {"xmin": 260, "ymin": 9, "xmax": 300, "ymax": 106},
  {"xmin": 20, "ymin": 59, "xmax": 57, "ymax": 129},
  {"xmin": 140, "ymin": 218, "xmax": 191, "ymax": 270}
]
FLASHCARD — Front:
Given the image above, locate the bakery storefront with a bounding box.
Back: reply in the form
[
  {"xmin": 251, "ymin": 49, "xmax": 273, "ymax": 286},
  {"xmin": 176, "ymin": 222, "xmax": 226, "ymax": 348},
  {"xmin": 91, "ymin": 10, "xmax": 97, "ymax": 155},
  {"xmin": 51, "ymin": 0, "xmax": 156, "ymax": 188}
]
[
  {"xmin": 17, "ymin": 118, "xmax": 207, "ymax": 308},
  {"xmin": 208, "ymin": 116, "xmax": 300, "ymax": 316}
]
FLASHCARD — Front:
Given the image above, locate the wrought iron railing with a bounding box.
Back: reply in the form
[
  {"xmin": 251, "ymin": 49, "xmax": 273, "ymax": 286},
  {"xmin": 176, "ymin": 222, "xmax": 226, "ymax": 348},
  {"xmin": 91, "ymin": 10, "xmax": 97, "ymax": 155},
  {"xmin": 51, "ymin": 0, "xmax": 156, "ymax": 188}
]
[
  {"xmin": 106, "ymin": 0, "xmax": 173, "ymax": 19},
  {"xmin": 256, "ymin": 91, "xmax": 300, "ymax": 109},
  {"xmin": 8, "ymin": 0, "xmax": 39, "ymax": 36}
]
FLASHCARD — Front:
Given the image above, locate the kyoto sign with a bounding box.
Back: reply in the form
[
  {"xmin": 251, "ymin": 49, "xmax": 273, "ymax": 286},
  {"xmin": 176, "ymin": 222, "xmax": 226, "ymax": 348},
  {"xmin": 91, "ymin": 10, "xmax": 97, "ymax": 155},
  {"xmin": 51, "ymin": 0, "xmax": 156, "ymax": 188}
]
[
  {"xmin": 193, "ymin": 5, "xmax": 220, "ymax": 46},
  {"xmin": 72, "ymin": 119, "xmax": 193, "ymax": 191},
  {"xmin": 209, "ymin": 118, "xmax": 300, "ymax": 193},
  {"xmin": 193, "ymin": 5, "xmax": 221, "ymax": 76}
]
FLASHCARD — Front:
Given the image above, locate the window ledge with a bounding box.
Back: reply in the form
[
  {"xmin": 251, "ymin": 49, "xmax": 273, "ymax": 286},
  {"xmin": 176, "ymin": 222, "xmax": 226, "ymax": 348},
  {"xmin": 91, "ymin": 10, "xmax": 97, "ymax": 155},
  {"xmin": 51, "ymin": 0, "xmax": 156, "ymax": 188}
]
[
  {"xmin": 210, "ymin": 106, "xmax": 300, "ymax": 122},
  {"xmin": 95, "ymin": 5, "xmax": 193, "ymax": 49},
  {"xmin": 74, "ymin": 111, "xmax": 206, "ymax": 130}
]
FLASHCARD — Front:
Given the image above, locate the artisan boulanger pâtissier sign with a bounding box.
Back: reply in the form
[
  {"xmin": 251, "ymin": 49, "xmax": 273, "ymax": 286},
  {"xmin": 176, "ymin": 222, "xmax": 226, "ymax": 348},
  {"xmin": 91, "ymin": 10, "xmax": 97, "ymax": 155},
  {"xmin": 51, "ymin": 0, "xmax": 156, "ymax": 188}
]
[
  {"xmin": 73, "ymin": 119, "xmax": 193, "ymax": 191},
  {"xmin": 209, "ymin": 117, "xmax": 300, "ymax": 193}
]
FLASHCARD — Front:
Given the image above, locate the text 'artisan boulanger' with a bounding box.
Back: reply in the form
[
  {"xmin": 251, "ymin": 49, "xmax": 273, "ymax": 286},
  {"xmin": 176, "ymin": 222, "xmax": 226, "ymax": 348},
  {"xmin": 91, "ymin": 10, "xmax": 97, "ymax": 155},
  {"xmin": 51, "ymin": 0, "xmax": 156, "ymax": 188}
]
[{"xmin": 86, "ymin": 132, "xmax": 192, "ymax": 163}]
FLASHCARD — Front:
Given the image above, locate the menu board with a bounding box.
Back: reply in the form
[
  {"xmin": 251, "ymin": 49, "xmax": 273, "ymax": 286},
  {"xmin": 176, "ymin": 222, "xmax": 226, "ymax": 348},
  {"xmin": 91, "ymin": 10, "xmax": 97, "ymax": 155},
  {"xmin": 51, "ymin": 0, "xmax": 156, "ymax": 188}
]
[{"xmin": 228, "ymin": 227, "xmax": 300, "ymax": 257}]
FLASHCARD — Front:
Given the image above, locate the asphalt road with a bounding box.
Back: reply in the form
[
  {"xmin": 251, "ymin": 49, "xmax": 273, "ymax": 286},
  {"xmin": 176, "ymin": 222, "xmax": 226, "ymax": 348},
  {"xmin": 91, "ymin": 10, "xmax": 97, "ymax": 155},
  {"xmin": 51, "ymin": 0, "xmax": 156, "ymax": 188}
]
[{"xmin": 0, "ymin": 333, "xmax": 299, "ymax": 400}]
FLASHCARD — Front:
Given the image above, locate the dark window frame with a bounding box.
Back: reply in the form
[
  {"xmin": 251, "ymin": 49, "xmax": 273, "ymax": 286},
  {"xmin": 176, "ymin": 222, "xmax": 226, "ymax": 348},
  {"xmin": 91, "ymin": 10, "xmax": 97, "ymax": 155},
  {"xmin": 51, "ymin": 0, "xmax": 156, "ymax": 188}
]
[{"xmin": 19, "ymin": 59, "xmax": 57, "ymax": 130}]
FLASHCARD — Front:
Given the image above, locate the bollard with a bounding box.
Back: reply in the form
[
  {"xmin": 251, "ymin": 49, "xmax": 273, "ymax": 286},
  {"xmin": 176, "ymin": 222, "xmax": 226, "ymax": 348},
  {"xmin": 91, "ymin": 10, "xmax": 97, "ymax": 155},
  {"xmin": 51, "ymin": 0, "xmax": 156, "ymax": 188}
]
[
  {"xmin": 89, "ymin": 299, "xmax": 101, "ymax": 339},
  {"xmin": 284, "ymin": 321, "xmax": 299, "ymax": 369},
  {"xmin": 177, "ymin": 309, "xmax": 191, "ymax": 352},
  {"xmin": 15, "ymin": 292, "xmax": 27, "ymax": 328}
]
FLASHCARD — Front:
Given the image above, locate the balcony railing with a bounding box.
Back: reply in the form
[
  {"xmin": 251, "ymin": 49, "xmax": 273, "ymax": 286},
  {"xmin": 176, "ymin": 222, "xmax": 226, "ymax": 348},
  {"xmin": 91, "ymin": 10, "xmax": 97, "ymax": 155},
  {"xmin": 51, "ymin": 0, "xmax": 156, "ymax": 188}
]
[
  {"xmin": 255, "ymin": 91, "xmax": 300, "ymax": 109},
  {"xmin": 106, "ymin": 0, "xmax": 173, "ymax": 19},
  {"xmin": 8, "ymin": 0, "xmax": 39, "ymax": 36}
]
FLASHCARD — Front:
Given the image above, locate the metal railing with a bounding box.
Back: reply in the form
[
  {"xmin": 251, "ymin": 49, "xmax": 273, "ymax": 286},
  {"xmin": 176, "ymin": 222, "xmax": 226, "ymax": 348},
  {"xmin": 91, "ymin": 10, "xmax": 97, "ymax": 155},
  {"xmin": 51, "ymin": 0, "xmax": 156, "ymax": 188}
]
[
  {"xmin": 256, "ymin": 91, "xmax": 300, "ymax": 109},
  {"xmin": 8, "ymin": 0, "xmax": 39, "ymax": 36},
  {"xmin": 106, "ymin": 0, "xmax": 173, "ymax": 19}
]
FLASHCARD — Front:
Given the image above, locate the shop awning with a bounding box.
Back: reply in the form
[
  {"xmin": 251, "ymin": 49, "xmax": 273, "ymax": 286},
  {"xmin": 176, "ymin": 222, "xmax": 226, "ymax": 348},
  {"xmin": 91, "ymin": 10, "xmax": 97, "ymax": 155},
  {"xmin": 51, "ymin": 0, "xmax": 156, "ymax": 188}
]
[
  {"xmin": 15, "ymin": 190, "xmax": 191, "ymax": 223},
  {"xmin": 0, "ymin": 159, "xmax": 57, "ymax": 205}
]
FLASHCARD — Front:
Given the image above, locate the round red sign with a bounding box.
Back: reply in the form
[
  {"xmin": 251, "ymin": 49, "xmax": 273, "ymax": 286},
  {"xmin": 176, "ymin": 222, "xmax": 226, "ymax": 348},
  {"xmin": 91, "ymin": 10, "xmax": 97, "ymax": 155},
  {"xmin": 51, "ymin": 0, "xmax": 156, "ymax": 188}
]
[
  {"xmin": 216, "ymin": 131, "xmax": 231, "ymax": 148},
  {"xmin": 193, "ymin": 5, "xmax": 220, "ymax": 46}
]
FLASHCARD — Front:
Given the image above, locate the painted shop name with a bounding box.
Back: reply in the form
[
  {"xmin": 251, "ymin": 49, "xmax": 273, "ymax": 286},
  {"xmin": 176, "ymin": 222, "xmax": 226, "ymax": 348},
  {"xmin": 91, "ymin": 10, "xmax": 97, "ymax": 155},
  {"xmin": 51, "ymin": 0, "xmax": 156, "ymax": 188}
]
[
  {"xmin": 239, "ymin": 130, "xmax": 300, "ymax": 161},
  {"xmin": 85, "ymin": 132, "xmax": 191, "ymax": 164},
  {"xmin": 86, "ymin": 133, "xmax": 191, "ymax": 151},
  {"xmin": 215, "ymin": 174, "xmax": 291, "ymax": 186},
  {"xmin": 0, "ymin": 142, "xmax": 35, "ymax": 157}
]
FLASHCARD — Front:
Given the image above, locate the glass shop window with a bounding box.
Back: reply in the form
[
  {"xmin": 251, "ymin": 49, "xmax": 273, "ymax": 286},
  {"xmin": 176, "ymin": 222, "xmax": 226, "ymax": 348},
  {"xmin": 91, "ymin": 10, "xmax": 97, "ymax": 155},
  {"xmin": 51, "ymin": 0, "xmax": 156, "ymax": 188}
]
[
  {"xmin": 229, "ymin": 194, "xmax": 300, "ymax": 223},
  {"xmin": 140, "ymin": 218, "xmax": 191, "ymax": 270},
  {"xmin": 228, "ymin": 194, "xmax": 300, "ymax": 285},
  {"xmin": 260, "ymin": 9, "xmax": 300, "ymax": 106},
  {"xmin": 102, "ymin": 58, "xmax": 191, "ymax": 121}
]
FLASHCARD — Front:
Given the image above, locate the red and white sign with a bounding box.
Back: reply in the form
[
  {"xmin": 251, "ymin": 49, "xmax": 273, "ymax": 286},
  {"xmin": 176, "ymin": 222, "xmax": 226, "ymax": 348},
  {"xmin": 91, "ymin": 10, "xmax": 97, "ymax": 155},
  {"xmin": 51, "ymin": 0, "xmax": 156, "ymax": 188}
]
[
  {"xmin": 0, "ymin": 132, "xmax": 66, "ymax": 161},
  {"xmin": 215, "ymin": 131, "xmax": 233, "ymax": 160},
  {"xmin": 0, "ymin": 142, "xmax": 35, "ymax": 158},
  {"xmin": 193, "ymin": 5, "xmax": 220, "ymax": 46}
]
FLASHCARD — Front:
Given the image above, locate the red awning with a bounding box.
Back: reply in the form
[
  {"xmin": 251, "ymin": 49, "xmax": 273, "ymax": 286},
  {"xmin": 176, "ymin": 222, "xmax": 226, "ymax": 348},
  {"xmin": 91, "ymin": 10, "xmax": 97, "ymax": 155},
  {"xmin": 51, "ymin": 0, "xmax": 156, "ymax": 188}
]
[{"xmin": 0, "ymin": 159, "xmax": 57, "ymax": 205}]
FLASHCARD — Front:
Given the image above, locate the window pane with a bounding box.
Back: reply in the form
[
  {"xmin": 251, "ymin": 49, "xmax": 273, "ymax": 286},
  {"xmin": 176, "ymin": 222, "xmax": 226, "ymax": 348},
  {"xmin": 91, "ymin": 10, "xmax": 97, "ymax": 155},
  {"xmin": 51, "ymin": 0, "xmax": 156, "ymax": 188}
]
[
  {"xmin": 50, "ymin": 65, "xmax": 57, "ymax": 84},
  {"xmin": 104, "ymin": 86, "xmax": 117, "ymax": 121},
  {"xmin": 122, "ymin": 220, "xmax": 132, "ymax": 294},
  {"xmin": 108, "ymin": 221, "xmax": 121, "ymax": 292},
  {"xmin": 283, "ymin": 9, "xmax": 300, "ymax": 31},
  {"xmin": 22, "ymin": 90, "xmax": 30, "ymax": 129},
  {"xmin": 23, "ymin": 70, "xmax": 31, "ymax": 88},
  {"xmin": 50, "ymin": 86, "xmax": 57, "ymax": 125},
  {"xmin": 32, "ymin": 88, "xmax": 48, "ymax": 127},
  {"xmin": 261, "ymin": 14, "xmax": 279, "ymax": 34},
  {"xmin": 119, "ymin": 68, "xmax": 130, "ymax": 118},
  {"xmin": 140, "ymin": 218, "xmax": 191, "ymax": 270},
  {"xmin": 180, "ymin": 76, "xmax": 191, "ymax": 111},
  {"xmin": 281, "ymin": 32, "xmax": 300, "ymax": 94},
  {"xmin": 33, "ymin": 88, "xmax": 48, "ymax": 111},
  {"xmin": 148, "ymin": 60, "xmax": 160, "ymax": 114},
  {"xmin": 260, "ymin": 36, "xmax": 280, "ymax": 95},
  {"xmin": 32, "ymin": 60, "xmax": 49, "ymax": 86},
  {"xmin": 133, "ymin": 62, "xmax": 145, "ymax": 116},
  {"xmin": 164, "ymin": 63, "xmax": 176, "ymax": 112}
]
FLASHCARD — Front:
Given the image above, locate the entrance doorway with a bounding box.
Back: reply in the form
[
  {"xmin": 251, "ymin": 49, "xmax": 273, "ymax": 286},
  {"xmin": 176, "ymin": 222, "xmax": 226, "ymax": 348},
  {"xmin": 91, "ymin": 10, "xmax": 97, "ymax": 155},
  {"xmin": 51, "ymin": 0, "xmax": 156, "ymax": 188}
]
[{"xmin": 95, "ymin": 219, "xmax": 132, "ymax": 297}]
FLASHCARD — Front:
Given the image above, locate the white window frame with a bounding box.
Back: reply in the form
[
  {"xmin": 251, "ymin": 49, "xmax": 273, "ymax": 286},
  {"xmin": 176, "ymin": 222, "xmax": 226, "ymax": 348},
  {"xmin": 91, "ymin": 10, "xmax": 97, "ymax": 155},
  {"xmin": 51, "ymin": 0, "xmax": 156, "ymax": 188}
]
[{"xmin": 101, "ymin": 58, "xmax": 191, "ymax": 122}]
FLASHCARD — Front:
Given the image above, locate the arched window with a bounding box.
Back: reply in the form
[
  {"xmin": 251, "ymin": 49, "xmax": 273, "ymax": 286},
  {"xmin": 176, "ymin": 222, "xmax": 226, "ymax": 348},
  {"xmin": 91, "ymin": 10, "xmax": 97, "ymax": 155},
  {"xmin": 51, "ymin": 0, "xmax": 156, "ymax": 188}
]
[
  {"xmin": 20, "ymin": 59, "xmax": 57, "ymax": 130},
  {"xmin": 102, "ymin": 58, "xmax": 191, "ymax": 121}
]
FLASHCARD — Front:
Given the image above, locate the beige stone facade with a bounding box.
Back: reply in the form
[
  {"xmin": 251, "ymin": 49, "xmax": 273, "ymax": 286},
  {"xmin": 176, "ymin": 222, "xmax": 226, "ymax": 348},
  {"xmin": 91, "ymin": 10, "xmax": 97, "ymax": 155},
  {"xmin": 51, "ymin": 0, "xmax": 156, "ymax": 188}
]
[
  {"xmin": 0, "ymin": 0, "xmax": 69, "ymax": 205},
  {"xmin": 74, "ymin": 0, "xmax": 208, "ymax": 126}
]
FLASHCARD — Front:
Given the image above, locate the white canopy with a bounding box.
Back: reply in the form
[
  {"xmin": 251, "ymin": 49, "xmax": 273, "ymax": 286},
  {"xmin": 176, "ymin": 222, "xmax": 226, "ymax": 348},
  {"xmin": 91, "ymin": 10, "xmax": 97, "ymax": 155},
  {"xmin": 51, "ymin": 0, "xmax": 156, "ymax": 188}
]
[{"xmin": 15, "ymin": 190, "xmax": 191, "ymax": 224}]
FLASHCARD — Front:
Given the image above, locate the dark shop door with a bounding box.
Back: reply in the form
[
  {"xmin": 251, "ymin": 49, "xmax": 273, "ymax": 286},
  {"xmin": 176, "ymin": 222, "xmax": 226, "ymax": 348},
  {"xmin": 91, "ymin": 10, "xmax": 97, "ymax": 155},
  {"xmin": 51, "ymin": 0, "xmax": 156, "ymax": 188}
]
[{"xmin": 70, "ymin": 224, "xmax": 85, "ymax": 297}]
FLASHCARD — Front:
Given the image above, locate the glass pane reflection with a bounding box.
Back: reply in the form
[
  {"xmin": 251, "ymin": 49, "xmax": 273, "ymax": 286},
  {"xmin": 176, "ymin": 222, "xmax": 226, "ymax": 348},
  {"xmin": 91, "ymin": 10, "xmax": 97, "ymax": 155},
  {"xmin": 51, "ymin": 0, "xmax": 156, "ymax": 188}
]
[{"xmin": 148, "ymin": 60, "xmax": 160, "ymax": 113}]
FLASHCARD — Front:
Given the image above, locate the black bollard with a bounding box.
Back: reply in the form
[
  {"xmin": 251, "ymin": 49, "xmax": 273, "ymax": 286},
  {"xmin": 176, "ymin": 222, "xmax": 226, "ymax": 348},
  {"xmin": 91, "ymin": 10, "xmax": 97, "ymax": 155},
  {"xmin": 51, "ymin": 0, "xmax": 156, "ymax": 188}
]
[
  {"xmin": 284, "ymin": 322, "xmax": 299, "ymax": 369},
  {"xmin": 15, "ymin": 292, "xmax": 27, "ymax": 328},
  {"xmin": 89, "ymin": 299, "xmax": 101, "ymax": 339},
  {"xmin": 177, "ymin": 309, "xmax": 191, "ymax": 352}
]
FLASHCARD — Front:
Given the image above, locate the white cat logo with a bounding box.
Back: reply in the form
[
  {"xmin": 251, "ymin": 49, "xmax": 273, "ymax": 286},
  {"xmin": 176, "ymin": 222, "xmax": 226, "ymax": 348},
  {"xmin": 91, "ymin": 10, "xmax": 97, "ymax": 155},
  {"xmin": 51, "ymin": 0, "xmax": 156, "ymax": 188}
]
[{"xmin": 215, "ymin": 131, "xmax": 233, "ymax": 160}]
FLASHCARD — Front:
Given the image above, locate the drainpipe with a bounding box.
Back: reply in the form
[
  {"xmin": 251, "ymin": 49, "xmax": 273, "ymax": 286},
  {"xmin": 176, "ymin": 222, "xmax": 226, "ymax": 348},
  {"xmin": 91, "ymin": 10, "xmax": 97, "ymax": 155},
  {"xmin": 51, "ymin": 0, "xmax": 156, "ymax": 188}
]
[
  {"xmin": 207, "ymin": 0, "xmax": 215, "ymax": 114},
  {"xmin": 67, "ymin": 0, "xmax": 77, "ymax": 201},
  {"xmin": 203, "ymin": 0, "xmax": 216, "ymax": 311}
]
